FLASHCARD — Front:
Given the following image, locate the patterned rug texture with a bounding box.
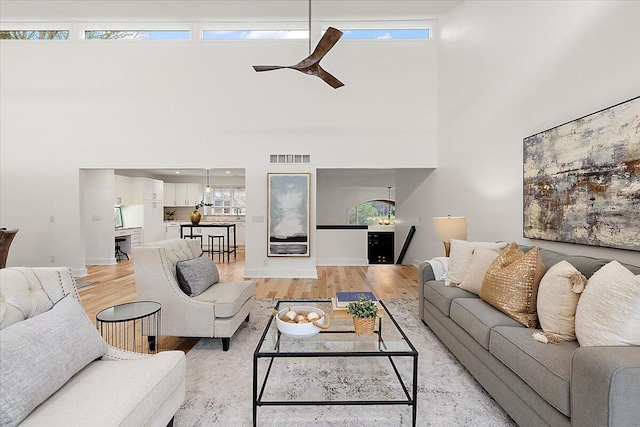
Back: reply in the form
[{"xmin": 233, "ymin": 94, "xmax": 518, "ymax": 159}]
[{"xmin": 175, "ymin": 298, "xmax": 516, "ymax": 427}]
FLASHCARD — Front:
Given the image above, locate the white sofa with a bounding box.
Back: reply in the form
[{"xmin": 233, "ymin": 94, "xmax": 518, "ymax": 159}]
[
  {"xmin": 133, "ymin": 239, "xmax": 255, "ymax": 351},
  {"xmin": 0, "ymin": 267, "xmax": 186, "ymax": 427}
]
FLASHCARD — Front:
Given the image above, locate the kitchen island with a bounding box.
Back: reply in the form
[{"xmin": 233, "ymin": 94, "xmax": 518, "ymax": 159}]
[{"xmin": 180, "ymin": 223, "xmax": 236, "ymax": 262}]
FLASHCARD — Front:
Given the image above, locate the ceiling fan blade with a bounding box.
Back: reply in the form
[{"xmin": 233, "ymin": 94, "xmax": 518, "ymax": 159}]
[
  {"xmin": 309, "ymin": 27, "xmax": 343, "ymax": 62},
  {"xmin": 253, "ymin": 65, "xmax": 286, "ymax": 72},
  {"xmin": 317, "ymin": 65, "xmax": 344, "ymax": 89}
]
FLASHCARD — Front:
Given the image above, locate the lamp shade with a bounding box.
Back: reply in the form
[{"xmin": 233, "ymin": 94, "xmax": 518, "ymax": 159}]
[{"xmin": 433, "ymin": 216, "xmax": 467, "ymax": 242}]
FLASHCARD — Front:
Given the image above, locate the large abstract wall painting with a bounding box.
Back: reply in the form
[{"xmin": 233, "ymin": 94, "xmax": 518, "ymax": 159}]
[
  {"xmin": 523, "ymin": 96, "xmax": 640, "ymax": 251},
  {"xmin": 267, "ymin": 173, "xmax": 311, "ymax": 256}
]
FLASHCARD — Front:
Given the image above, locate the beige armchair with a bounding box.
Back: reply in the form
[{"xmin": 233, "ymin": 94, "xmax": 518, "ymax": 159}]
[{"xmin": 133, "ymin": 239, "xmax": 254, "ymax": 351}]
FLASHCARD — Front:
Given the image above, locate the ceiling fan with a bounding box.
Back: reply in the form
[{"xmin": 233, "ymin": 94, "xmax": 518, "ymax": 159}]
[{"xmin": 252, "ymin": 1, "xmax": 344, "ymax": 89}]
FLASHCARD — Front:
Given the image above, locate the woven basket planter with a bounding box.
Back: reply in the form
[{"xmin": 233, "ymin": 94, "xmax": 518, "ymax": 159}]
[{"xmin": 352, "ymin": 316, "xmax": 376, "ymax": 336}]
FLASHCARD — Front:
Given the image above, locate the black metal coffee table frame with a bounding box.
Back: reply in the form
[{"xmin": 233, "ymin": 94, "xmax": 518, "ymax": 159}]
[{"xmin": 253, "ymin": 299, "xmax": 418, "ymax": 426}]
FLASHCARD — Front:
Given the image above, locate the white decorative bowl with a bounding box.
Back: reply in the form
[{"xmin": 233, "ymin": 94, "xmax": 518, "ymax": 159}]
[{"xmin": 275, "ymin": 306, "xmax": 327, "ymax": 339}]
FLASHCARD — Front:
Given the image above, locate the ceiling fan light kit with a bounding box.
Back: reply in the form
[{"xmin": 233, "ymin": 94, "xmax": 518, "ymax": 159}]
[{"xmin": 252, "ymin": 0, "xmax": 344, "ymax": 89}]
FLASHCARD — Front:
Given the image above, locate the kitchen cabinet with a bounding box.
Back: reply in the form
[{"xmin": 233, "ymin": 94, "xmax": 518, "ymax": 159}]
[
  {"xmin": 165, "ymin": 222, "xmax": 180, "ymax": 240},
  {"xmin": 114, "ymin": 175, "xmax": 132, "ymax": 206},
  {"xmin": 114, "ymin": 227, "xmax": 142, "ymax": 256},
  {"xmin": 174, "ymin": 183, "xmax": 202, "ymax": 207},
  {"xmin": 132, "ymin": 178, "xmax": 163, "ymax": 203},
  {"xmin": 163, "ymin": 183, "xmax": 176, "ymax": 206},
  {"xmin": 235, "ymin": 222, "xmax": 245, "ymax": 246}
]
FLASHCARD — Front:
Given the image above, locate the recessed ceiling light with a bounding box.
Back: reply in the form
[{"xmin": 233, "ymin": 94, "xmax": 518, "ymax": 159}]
[
  {"xmin": 174, "ymin": 171, "xmax": 180, "ymax": 174},
  {"xmin": 225, "ymin": 170, "xmax": 231, "ymax": 174}
]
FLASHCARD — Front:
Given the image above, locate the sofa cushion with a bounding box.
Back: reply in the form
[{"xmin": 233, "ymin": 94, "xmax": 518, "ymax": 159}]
[
  {"xmin": 0, "ymin": 295, "xmax": 108, "ymax": 426},
  {"xmin": 536, "ymin": 261, "xmax": 586, "ymax": 342},
  {"xmin": 490, "ymin": 326, "xmax": 579, "ymax": 417},
  {"xmin": 575, "ymin": 261, "xmax": 640, "ymax": 346},
  {"xmin": 20, "ymin": 351, "xmax": 186, "ymax": 426},
  {"xmin": 176, "ymin": 254, "xmax": 220, "ymax": 297},
  {"xmin": 459, "ymin": 246, "xmax": 502, "ymax": 295},
  {"xmin": 423, "ymin": 280, "xmax": 477, "ymax": 317},
  {"xmin": 193, "ymin": 280, "xmax": 255, "ymax": 318},
  {"xmin": 445, "ymin": 239, "xmax": 507, "ymax": 287},
  {"xmin": 450, "ymin": 298, "xmax": 522, "ymax": 350},
  {"xmin": 480, "ymin": 244, "xmax": 546, "ymax": 327},
  {"xmin": 532, "ymin": 247, "xmax": 640, "ymax": 278}
]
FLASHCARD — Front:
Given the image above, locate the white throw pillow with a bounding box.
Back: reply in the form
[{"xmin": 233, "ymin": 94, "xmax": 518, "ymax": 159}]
[
  {"xmin": 575, "ymin": 261, "xmax": 640, "ymax": 346},
  {"xmin": 445, "ymin": 239, "xmax": 507, "ymax": 287},
  {"xmin": 459, "ymin": 246, "xmax": 502, "ymax": 295},
  {"xmin": 534, "ymin": 261, "xmax": 586, "ymax": 343},
  {"xmin": 0, "ymin": 295, "xmax": 108, "ymax": 426}
]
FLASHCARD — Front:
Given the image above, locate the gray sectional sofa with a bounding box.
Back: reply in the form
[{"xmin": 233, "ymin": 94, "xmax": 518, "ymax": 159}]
[{"xmin": 418, "ymin": 247, "xmax": 640, "ymax": 427}]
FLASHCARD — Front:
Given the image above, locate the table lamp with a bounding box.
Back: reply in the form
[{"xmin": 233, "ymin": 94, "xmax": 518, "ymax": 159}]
[{"xmin": 433, "ymin": 216, "xmax": 467, "ymax": 256}]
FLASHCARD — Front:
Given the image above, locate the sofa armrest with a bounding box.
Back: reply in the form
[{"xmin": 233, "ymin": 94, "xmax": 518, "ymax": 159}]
[
  {"xmin": 419, "ymin": 261, "xmax": 436, "ymax": 284},
  {"xmin": 571, "ymin": 345, "xmax": 640, "ymax": 427},
  {"xmin": 418, "ymin": 262, "xmax": 436, "ymax": 320},
  {"xmin": 102, "ymin": 345, "xmax": 152, "ymax": 361}
]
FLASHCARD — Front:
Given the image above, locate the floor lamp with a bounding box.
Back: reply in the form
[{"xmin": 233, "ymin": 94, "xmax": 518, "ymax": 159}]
[{"xmin": 433, "ymin": 216, "xmax": 467, "ymax": 257}]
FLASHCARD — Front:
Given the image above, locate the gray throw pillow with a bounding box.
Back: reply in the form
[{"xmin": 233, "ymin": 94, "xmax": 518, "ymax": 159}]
[
  {"xmin": 176, "ymin": 254, "xmax": 220, "ymax": 297},
  {"xmin": 0, "ymin": 294, "xmax": 108, "ymax": 426}
]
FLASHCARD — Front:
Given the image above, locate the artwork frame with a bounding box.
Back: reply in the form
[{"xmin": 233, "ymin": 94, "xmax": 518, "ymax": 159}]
[
  {"xmin": 523, "ymin": 96, "xmax": 640, "ymax": 251},
  {"xmin": 114, "ymin": 206, "xmax": 124, "ymax": 229},
  {"xmin": 267, "ymin": 173, "xmax": 311, "ymax": 257}
]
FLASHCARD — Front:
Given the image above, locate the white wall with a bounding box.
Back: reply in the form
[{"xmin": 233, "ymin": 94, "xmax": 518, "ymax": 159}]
[
  {"xmin": 0, "ymin": 6, "xmax": 438, "ymax": 273},
  {"xmin": 413, "ymin": 0, "xmax": 640, "ymax": 266},
  {"xmin": 316, "ymin": 169, "xmax": 396, "ymax": 225},
  {"xmin": 83, "ymin": 169, "xmax": 116, "ymax": 266},
  {"xmin": 394, "ymin": 168, "xmax": 435, "ymax": 265}
]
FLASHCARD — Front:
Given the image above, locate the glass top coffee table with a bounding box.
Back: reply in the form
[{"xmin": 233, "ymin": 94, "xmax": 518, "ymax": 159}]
[{"xmin": 253, "ymin": 299, "xmax": 418, "ymax": 426}]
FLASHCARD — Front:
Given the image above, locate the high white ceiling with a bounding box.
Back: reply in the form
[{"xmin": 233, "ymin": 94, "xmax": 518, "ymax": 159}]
[{"xmin": 0, "ymin": 0, "xmax": 464, "ymax": 22}]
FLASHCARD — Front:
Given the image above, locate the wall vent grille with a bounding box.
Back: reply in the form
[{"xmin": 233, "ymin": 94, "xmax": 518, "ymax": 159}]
[{"xmin": 269, "ymin": 154, "xmax": 311, "ymax": 164}]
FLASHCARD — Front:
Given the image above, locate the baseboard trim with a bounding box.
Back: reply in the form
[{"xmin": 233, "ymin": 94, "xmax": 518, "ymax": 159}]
[{"xmin": 86, "ymin": 257, "xmax": 117, "ymax": 266}]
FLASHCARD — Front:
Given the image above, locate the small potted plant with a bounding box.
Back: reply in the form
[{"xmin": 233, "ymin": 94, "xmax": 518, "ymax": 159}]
[
  {"xmin": 346, "ymin": 296, "xmax": 379, "ymax": 336},
  {"xmin": 165, "ymin": 210, "xmax": 176, "ymax": 221}
]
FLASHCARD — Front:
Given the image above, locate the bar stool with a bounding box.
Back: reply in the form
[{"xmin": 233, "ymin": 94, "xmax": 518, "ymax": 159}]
[
  {"xmin": 115, "ymin": 238, "xmax": 129, "ymax": 262},
  {"xmin": 208, "ymin": 234, "xmax": 225, "ymax": 262},
  {"xmin": 183, "ymin": 234, "xmax": 203, "ymax": 250}
]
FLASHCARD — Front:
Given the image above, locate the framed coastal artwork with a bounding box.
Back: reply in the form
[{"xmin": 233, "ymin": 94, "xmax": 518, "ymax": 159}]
[
  {"xmin": 267, "ymin": 173, "xmax": 311, "ymax": 257},
  {"xmin": 523, "ymin": 95, "xmax": 640, "ymax": 251}
]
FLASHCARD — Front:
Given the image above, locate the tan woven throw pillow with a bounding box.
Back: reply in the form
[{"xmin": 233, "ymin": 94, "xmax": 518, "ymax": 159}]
[{"xmin": 480, "ymin": 243, "xmax": 546, "ymax": 327}]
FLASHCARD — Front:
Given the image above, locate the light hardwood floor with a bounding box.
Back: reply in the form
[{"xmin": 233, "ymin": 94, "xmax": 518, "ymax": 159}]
[{"xmin": 78, "ymin": 249, "xmax": 419, "ymax": 353}]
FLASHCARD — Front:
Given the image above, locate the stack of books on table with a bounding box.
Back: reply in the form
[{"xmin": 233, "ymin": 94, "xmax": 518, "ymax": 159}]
[{"xmin": 331, "ymin": 292, "xmax": 380, "ymax": 311}]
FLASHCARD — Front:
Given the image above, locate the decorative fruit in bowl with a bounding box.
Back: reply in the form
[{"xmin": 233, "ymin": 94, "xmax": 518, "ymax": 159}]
[{"xmin": 275, "ymin": 306, "xmax": 330, "ymax": 338}]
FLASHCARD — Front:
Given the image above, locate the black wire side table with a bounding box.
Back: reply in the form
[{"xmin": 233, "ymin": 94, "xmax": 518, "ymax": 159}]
[{"xmin": 96, "ymin": 301, "xmax": 161, "ymax": 354}]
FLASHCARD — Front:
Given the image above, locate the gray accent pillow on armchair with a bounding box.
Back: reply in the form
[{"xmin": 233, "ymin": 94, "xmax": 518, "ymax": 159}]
[{"xmin": 176, "ymin": 254, "xmax": 220, "ymax": 297}]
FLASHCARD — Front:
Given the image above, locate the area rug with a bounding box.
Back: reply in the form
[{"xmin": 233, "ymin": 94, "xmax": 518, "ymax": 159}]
[{"xmin": 175, "ymin": 299, "xmax": 516, "ymax": 427}]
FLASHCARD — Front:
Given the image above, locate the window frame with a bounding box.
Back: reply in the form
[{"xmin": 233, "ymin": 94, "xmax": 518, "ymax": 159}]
[
  {"xmin": 348, "ymin": 199, "xmax": 396, "ymax": 226},
  {"xmin": 77, "ymin": 22, "xmax": 193, "ymax": 41},
  {"xmin": 0, "ymin": 22, "xmax": 71, "ymax": 41},
  {"xmin": 210, "ymin": 186, "xmax": 245, "ymax": 216}
]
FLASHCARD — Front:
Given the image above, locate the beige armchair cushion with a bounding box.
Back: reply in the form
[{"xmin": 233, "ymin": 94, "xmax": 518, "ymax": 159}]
[{"xmin": 193, "ymin": 281, "xmax": 255, "ymax": 318}]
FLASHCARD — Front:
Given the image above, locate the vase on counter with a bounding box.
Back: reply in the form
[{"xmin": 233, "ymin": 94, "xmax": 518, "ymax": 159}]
[{"xmin": 189, "ymin": 210, "xmax": 201, "ymax": 225}]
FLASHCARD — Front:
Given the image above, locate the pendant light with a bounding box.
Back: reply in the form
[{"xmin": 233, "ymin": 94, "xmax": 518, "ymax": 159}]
[{"xmin": 205, "ymin": 169, "xmax": 212, "ymax": 196}]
